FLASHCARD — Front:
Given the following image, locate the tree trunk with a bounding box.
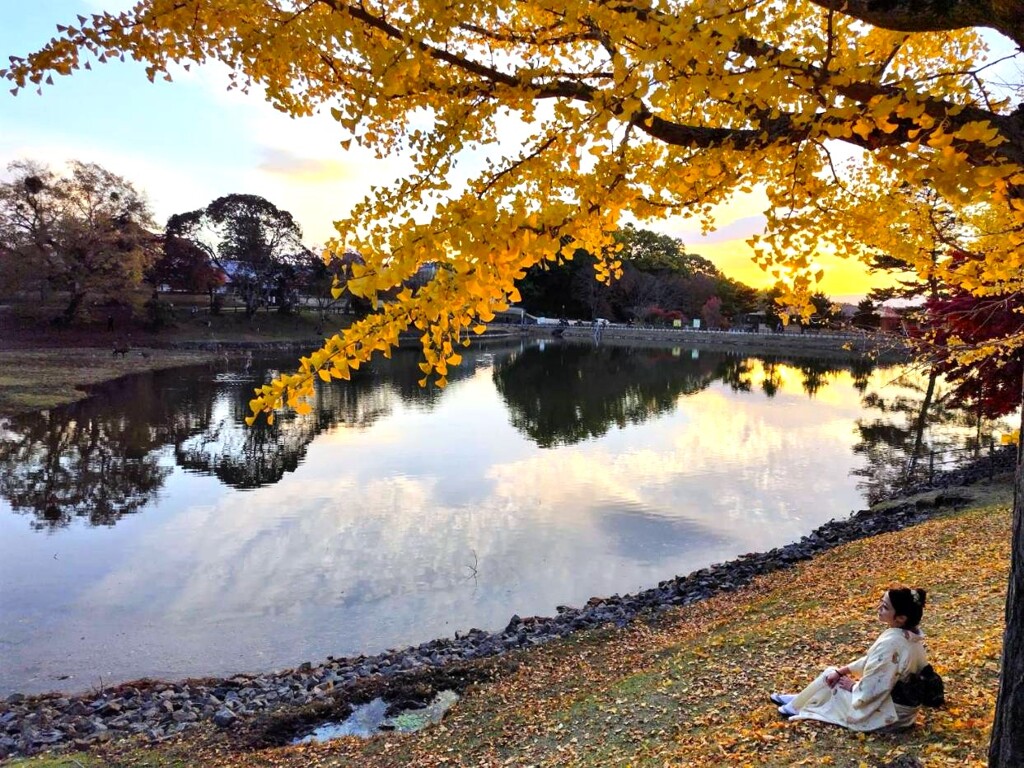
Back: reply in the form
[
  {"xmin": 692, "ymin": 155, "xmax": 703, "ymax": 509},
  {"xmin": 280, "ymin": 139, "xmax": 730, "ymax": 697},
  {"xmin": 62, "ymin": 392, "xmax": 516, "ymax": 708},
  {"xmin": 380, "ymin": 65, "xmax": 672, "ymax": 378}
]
[
  {"xmin": 907, "ymin": 367, "xmax": 938, "ymax": 479},
  {"xmin": 62, "ymin": 289, "xmax": 84, "ymax": 324},
  {"xmin": 988, "ymin": 369, "xmax": 1024, "ymax": 766}
]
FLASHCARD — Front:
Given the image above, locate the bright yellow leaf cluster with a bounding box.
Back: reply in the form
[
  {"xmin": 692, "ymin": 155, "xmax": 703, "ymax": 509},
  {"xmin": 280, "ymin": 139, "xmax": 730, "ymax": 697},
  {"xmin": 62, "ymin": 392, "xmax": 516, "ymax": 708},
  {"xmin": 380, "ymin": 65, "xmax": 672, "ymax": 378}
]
[{"xmin": 4, "ymin": 0, "xmax": 1021, "ymax": 418}]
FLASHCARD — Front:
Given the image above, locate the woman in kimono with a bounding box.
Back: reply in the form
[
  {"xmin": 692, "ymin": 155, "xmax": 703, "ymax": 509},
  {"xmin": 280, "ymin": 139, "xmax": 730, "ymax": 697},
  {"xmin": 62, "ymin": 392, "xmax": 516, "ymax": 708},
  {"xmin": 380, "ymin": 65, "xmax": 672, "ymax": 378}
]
[{"xmin": 771, "ymin": 587, "xmax": 929, "ymax": 732}]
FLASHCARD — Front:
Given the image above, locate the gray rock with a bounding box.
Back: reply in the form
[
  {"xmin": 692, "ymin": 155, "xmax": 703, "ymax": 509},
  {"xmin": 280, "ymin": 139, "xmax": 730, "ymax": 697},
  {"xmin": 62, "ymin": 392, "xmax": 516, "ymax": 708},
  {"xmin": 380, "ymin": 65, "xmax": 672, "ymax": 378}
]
[
  {"xmin": 31, "ymin": 729, "xmax": 64, "ymax": 745},
  {"xmin": 213, "ymin": 709, "xmax": 236, "ymax": 728},
  {"xmin": 67, "ymin": 701, "xmax": 91, "ymax": 717},
  {"xmin": 99, "ymin": 700, "xmax": 123, "ymax": 716}
]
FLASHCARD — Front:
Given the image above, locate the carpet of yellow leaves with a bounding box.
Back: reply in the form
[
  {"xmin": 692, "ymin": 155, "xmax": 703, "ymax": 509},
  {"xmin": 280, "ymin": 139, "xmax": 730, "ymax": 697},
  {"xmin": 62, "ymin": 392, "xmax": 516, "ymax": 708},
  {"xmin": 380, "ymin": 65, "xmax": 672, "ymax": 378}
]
[{"xmin": 21, "ymin": 484, "xmax": 1013, "ymax": 768}]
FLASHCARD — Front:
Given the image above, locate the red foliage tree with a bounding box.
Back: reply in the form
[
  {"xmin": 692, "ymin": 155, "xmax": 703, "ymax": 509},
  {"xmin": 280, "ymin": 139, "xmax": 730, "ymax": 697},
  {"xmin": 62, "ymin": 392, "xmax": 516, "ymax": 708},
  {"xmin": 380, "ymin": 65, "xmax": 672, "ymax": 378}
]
[
  {"xmin": 925, "ymin": 252, "xmax": 1024, "ymax": 419},
  {"xmin": 150, "ymin": 235, "xmax": 226, "ymax": 295}
]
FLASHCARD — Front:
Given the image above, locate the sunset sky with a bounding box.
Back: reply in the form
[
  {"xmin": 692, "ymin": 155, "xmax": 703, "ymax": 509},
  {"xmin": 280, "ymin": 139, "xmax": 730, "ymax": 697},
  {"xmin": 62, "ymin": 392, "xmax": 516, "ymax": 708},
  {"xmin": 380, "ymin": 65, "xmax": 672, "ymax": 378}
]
[{"xmin": 2, "ymin": 1, "xmax": 1004, "ymax": 303}]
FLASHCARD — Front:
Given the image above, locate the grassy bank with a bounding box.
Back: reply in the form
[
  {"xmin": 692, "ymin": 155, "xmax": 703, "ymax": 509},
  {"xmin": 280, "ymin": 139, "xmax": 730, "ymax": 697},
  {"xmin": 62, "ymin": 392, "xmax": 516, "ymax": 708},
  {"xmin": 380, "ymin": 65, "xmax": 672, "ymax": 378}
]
[
  {"xmin": 0, "ymin": 348, "xmax": 225, "ymax": 415},
  {"xmin": 0, "ymin": 309, "xmax": 350, "ymax": 415},
  {"xmin": 9, "ymin": 480, "xmax": 1012, "ymax": 768}
]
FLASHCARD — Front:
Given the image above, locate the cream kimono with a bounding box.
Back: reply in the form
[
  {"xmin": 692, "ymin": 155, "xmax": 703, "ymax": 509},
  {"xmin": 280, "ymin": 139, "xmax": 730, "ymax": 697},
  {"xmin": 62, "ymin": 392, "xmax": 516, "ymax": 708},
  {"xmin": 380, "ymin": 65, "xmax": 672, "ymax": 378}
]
[{"xmin": 790, "ymin": 627, "xmax": 928, "ymax": 732}]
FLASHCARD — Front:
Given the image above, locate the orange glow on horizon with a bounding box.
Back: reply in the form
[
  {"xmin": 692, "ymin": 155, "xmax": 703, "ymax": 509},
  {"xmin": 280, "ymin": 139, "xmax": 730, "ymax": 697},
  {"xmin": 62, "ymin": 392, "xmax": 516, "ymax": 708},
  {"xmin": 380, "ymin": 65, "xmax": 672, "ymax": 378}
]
[{"xmin": 696, "ymin": 240, "xmax": 895, "ymax": 302}]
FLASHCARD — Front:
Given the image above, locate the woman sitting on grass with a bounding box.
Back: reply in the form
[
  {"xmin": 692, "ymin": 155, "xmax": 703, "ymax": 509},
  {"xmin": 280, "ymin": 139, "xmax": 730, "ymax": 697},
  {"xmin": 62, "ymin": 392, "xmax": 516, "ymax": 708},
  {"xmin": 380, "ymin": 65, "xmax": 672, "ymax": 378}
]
[{"xmin": 771, "ymin": 587, "xmax": 929, "ymax": 732}]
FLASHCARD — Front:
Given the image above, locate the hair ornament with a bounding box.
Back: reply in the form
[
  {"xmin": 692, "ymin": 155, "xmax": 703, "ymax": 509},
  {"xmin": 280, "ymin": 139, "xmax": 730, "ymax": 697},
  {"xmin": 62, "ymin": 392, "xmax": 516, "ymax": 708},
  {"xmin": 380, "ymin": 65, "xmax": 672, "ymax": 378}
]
[{"xmin": 911, "ymin": 589, "xmax": 922, "ymax": 605}]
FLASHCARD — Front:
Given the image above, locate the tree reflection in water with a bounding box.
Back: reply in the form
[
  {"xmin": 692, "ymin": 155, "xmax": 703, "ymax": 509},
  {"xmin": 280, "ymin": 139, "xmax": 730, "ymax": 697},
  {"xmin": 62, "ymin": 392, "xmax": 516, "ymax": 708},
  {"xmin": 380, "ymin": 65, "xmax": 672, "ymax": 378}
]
[
  {"xmin": 0, "ymin": 365, "xmax": 217, "ymax": 529},
  {"xmin": 851, "ymin": 367, "xmax": 1003, "ymax": 504},
  {"xmin": 493, "ymin": 344, "xmax": 724, "ymax": 448},
  {"xmin": 1, "ymin": 341, "xmax": 1007, "ymax": 530},
  {"xmin": 174, "ymin": 367, "xmax": 386, "ymax": 489},
  {"xmin": 174, "ymin": 347, "xmax": 491, "ymax": 488},
  {"xmin": 492, "ymin": 345, "xmax": 865, "ymax": 448},
  {"xmin": 714, "ymin": 354, "xmax": 855, "ymax": 401},
  {"xmin": 0, "ymin": 346, "xmax": 499, "ymax": 525}
]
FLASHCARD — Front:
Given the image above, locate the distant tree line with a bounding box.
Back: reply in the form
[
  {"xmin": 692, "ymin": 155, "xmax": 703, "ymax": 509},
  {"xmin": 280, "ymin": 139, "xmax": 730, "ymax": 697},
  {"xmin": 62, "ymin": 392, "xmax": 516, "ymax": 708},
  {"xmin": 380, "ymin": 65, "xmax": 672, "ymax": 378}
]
[
  {"xmin": 0, "ymin": 159, "xmax": 365, "ymax": 327},
  {"xmin": 1, "ymin": 158, "xmax": 884, "ymax": 336},
  {"xmin": 516, "ymin": 224, "xmax": 852, "ymax": 331}
]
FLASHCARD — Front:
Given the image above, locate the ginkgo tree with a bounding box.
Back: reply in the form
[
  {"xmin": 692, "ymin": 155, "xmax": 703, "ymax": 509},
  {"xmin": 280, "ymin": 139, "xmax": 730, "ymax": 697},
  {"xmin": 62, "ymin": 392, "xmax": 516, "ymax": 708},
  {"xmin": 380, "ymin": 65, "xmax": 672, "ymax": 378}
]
[{"xmin": 4, "ymin": 0, "xmax": 1024, "ymax": 762}]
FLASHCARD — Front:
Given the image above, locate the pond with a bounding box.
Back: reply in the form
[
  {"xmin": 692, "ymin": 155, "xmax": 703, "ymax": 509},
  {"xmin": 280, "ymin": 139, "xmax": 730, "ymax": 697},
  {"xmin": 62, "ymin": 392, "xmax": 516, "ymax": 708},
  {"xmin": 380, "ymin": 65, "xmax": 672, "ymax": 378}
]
[{"xmin": 0, "ymin": 339, "xmax": 999, "ymax": 695}]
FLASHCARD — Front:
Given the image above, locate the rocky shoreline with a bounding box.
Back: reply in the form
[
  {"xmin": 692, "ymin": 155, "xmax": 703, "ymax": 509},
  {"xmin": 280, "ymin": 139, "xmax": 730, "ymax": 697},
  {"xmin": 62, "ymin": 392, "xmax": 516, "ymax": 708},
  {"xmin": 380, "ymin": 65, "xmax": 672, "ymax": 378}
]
[{"xmin": 0, "ymin": 449, "xmax": 1012, "ymax": 761}]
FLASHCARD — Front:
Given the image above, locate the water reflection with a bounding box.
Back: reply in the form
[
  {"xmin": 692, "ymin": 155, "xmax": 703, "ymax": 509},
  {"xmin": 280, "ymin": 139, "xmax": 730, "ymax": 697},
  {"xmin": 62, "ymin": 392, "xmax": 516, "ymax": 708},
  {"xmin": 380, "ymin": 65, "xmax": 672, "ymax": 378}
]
[
  {"xmin": 716, "ymin": 355, "xmax": 858, "ymax": 399},
  {"xmin": 0, "ymin": 340, "xmax": 1011, "ymax": 695},
  {"xmin": 0, "ymin": 366, "xmax": 216, "ymax": 529},
  {"xmin": 493, "ymin": 344, "xmax": 721, "ymax": 447},
  {"xmin": 851, "ymin": 367, "xmax": 1004, "ymax": 504},
  {"xmin": 0, "ymin": 344, "xmax": 1004, "ymax": 530},
  {"xmin": 171, "ymin": 349, "xmax": 492, "ymax": 491},
  {"xmin": 493, "ymin": 346, "xmax": 877, "ymax": 450},
  {"xmin": 0, "ymin": 412, "xmax": 169, "ymax": 530},
  {"xmin": 0, "ymin": 347, "xmax": 495, "ymax": 527},
  {"xmin": 172, "ymin": 372, "xmax": 386, "ymax": 490}
]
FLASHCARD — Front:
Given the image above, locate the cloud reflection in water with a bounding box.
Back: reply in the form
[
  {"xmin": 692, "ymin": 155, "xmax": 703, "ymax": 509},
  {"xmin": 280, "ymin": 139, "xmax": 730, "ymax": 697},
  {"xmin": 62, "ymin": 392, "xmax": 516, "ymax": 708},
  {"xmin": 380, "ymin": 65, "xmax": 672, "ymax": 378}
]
[{"xmin": 1, "ymin": 343, "xmax": 982, "ymax": 694}]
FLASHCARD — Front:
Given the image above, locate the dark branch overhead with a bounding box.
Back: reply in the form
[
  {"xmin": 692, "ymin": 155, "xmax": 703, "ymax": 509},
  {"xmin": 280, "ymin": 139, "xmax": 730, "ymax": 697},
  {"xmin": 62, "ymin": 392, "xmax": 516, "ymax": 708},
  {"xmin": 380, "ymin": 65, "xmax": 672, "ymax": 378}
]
[{"xmin": 808, "ymin": 0, "xmax": 1024, "ymax": 48}]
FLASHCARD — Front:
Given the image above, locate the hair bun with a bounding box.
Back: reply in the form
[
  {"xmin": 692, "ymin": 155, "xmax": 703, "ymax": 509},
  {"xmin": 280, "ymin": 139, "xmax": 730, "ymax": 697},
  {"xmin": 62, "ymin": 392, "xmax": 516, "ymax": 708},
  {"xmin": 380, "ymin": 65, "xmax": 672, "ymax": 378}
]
[{"xmin": 916, "ymin": 588, "xmax": 927, "ymax": 607}]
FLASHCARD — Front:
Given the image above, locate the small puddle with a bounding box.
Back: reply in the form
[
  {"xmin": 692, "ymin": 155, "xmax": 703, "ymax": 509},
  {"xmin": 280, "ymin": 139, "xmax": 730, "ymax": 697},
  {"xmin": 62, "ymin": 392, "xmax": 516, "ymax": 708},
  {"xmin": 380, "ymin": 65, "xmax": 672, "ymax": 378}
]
[{"xmin": 293, "ymin": 690, "xmax": 460, "ymax": 744}]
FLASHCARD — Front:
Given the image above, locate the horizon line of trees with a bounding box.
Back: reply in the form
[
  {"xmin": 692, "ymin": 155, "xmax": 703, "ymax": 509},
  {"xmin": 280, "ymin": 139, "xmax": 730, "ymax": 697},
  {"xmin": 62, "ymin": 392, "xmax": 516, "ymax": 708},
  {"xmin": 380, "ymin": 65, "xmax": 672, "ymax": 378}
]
[
  {"xmin": 0, "ymin": 158, "xmax": 873, "ymax": 333},
  {"xmin": 0, "ymin": 159, "xmax": 367, "ymax": 326},
  {"xmin": 511, "ymin": 225, "xmax": 858, "ymax": 331}
]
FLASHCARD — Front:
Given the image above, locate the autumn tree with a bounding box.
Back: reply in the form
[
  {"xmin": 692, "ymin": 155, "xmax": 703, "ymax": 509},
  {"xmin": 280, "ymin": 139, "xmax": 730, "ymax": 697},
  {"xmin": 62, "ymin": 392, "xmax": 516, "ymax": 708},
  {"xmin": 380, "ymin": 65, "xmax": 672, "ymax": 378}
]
[
  {"xmin": 808, "ymin": 292, "xmax": 841, "ymax": 329},
  {"xmin": 925, "ymin": 252, "xmax": 1024, "ymax": 421},
  {"xmin": 615, "ymin": 225, "xmax": 758, "ymax": 321},
  {"xmin": 759, "ymin": 286, "xmax": 787, "ymax": 330},
  {"xmin": 0, "ymin": 159, "xmax": 156, "ymax": 322},
  {"xmin": 615, "ymin": 224, "xmax": 717, "ymax": 277},
  {"xmin": 852, "ymin": 298, "xmax": 880, "ymax": 330},
  {"xmin": 165, "ymin": 194, "xmax": 310, "ymax": 317},
  {"xmin": 516, "ymin": 226, "xmax": 747, "ymax": 321},
  {"xmin": 6, "ymin": 1, "xmax": 1024, "ymax": 761},
  {"xmin": 700, "ymin": 295, "xmax": 725, "ymax": 330},
  {"xmin": 714, "ymin": 277, "xmax": 759, "ymax": 320},
  {"xmin": 148, "ymin": 234, "xmax": 225, "ymax": 301},
  {"xmin": 612, "ymin": 263, "xmax": 679, "ymax": 321},
  {"xmin": 517, "ymin": 250, "xmax": 591, "ymax": 318},
  {"xmin": 930, "ymin": 291, "xmax": 1024, "ymax": 419}
]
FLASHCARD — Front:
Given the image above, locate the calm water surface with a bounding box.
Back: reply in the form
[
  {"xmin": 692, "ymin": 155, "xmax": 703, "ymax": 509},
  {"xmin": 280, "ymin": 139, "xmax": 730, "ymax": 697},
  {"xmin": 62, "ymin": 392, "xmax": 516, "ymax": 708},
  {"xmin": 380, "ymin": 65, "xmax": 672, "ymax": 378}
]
[{"xmin": 0, "ymin": 340, "xmax": 993, "ymax": 694}]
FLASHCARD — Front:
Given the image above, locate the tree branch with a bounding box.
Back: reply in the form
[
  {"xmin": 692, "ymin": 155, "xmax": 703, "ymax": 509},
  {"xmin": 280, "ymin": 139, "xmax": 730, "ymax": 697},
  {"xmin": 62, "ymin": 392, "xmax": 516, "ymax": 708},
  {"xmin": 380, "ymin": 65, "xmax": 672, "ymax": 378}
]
[{"xmin": 807, "ymin": 0, "xmax": 1024, "ymax": 48}]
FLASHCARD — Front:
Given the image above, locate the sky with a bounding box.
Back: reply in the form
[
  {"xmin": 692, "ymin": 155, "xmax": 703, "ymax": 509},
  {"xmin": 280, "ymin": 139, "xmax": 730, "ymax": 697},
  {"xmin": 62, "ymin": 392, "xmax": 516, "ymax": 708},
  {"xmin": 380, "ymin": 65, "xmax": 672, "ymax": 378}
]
[{"xmin": 0, "ymin": 1, "xmax": 1009, "ymax": 303}]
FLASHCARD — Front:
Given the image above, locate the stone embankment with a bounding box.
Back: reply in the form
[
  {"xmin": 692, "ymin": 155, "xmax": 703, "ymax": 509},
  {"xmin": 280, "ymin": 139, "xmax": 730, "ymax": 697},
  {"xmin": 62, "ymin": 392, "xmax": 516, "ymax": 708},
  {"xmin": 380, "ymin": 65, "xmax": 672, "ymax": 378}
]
[
  {"xmin": 164, "ymin": 325, "xmax": 903, "ymax": 359},
  {"xmin": 0, "ymin": 450, "xmax": 1010, "ymax": 760},
  {"xmin": 523, "ymin": 324, "xmax": 911, "ymax": 361}
]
